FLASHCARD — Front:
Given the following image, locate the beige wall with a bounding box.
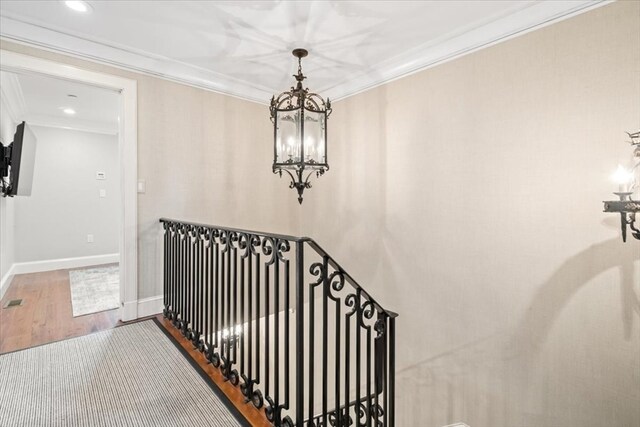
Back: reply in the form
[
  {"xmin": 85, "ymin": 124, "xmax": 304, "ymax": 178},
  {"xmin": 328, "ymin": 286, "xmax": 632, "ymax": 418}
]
[
  {"xmin": 300, "ymin": 2, "xmax": 640, "ymax": 426},
  {"xmin": 1, "ymin": 1, "xmax": 639, "ymax": 425},
  {"xmin": 0, "ymin": 39, "xmax": 301, "ymax": 300}
]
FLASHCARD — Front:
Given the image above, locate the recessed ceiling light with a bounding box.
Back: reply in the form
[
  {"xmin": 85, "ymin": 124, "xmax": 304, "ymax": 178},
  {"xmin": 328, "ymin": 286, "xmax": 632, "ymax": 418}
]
[
  {"xmin": 64, "ymin": 1, "xmax": 92, "ymax": 13},
  {"xmin": 63, "ymin": 108, "xmax": 76, "ymax": 115}
]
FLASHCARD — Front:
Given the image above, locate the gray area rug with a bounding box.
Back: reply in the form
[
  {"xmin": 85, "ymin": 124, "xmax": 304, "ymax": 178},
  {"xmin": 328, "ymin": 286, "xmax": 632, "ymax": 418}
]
[
  {"xmin": 69, "ymin": 265, "xmax": 119, "ymax": 317},
  {"xmin": 0, "ymin": 320, "xmax": 247, "ymax": 427}
]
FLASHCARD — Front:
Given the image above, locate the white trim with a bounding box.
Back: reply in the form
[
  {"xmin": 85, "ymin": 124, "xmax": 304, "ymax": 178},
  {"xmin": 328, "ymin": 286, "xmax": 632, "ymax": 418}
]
[
  {"xmin": 0, "ymin": 70, "xmax": 27, "ymax": 122},
  {"xmin": 122, "ymin": 300, "xmax": 137, "ymax": 321},
  {"xmin": 0, "ymin": 49, "xmax": 139, "ymax": 321},
  {"xmin": 25, "ymin": 113, "xmax": 118, "ymax": 135},
  {"xmin": 137, "ymin": 295, "xmax": 163, "ymax": 318},
  {"xmin": 10, "ymin": 253, "xmax": 119, "ymax": 275},
  {"xmin": 0, "ymin": 264, "xmax": 16, "ymax": 300},
  {"xmin": 0, "ymin": 14, "xmax": 269, "ymax": 105},
  {"xmin": 330, "ymin": 0, "xmax": 612, "ymax": 101},
  {"xmin": 0, "ymin": 1, "xmax": 610, "ymax": 103}
]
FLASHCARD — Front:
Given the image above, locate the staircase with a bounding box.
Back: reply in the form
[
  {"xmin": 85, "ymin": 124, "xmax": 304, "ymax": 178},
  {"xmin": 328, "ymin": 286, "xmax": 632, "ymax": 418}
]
[{"xmin": 160, "ymin": 218, "xmax": 397, "ymax": 427}]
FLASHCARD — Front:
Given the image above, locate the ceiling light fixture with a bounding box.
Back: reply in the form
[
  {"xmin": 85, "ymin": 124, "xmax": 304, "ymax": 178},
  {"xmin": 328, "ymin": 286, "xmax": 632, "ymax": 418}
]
[
  {"xmin": 270, "ymin": 48, "xmax": 332, "ymax": 204},
  {"xmin": 603, "ymin": 131, "xmax": 640, "ymax": 241},
  {"xmin": 64, "ymin": 1, "xmax": 92, "ymax": 13},
  {"xmin": 63, "ymin": 108, "xmax": 76, "ymax": 115}
]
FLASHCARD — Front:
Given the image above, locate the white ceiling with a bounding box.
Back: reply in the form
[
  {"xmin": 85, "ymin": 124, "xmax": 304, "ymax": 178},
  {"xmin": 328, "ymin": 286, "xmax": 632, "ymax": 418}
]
[
  {"xmin": 1, "ymin": 70, "xmax": 120, "ymax": 135},
  {"xmin": 0, "ymin": 1, "xmax": 608, "ymax": 104}
]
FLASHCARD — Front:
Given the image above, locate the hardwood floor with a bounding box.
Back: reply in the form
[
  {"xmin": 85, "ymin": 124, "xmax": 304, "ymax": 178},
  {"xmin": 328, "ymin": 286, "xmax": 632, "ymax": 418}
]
[
  {"xmin": 0, "ymin": 270, "xmax": 269, "ymax": 425},
  {"xmin": 0, "ymin": 268, "xmax": 120, "ymax": 354},
  {"xmin": 156, "ymin": 316, "xmax": 271, "ymax": 427}
]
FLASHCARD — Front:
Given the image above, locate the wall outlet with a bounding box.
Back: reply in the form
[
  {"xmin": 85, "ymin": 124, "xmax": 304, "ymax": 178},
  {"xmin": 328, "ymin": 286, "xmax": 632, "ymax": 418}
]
[
  {"xmin": 96, "ymin": 171, "xmax": 106, "ymax": 180},
  {"xmin": 99, "ymin": 189, "xmax": 106, "ymax": 198},
  {"xmin": 87, "ymin": 234, "xmax": 94, "ymax": 243}
]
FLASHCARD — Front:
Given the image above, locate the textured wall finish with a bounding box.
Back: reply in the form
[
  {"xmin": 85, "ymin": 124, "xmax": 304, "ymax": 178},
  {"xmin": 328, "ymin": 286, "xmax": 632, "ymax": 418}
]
[
  {"xmin": 0, "ymin": 40, "xmax": 301, "ymax": 300},
  {"xmin": 300, "ymin": 2, "xmax": 640, "ymax": 426},
  {"xmin": 0, "ymin": 1, "xmax": 638, "ymax": 426}
]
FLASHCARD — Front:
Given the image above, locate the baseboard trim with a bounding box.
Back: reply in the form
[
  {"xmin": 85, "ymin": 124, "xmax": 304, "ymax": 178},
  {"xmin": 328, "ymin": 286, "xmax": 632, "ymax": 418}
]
[
  {"xmin": 0, "ymin": 264, "xmax": 16, "ymax": 300},
  {"xmin": 11, "ymin": 253, "xmax": 119, "ymax": 275},
  {"xmin": 137, "ymin": 295, "xmax": 163, "ymax": 318}
]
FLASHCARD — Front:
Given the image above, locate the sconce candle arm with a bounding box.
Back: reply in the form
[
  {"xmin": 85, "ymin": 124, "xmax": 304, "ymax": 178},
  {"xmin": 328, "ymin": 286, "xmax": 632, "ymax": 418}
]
[{"xmin": 603, "ymin": 130, "xmax": 640, "ymax": 242}]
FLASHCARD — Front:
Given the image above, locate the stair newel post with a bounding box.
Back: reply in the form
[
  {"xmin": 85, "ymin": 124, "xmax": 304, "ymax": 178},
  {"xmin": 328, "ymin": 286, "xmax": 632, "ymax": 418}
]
[{"xmin": 295, "ymin": 240, "xmax": 305, "ymax": 427}]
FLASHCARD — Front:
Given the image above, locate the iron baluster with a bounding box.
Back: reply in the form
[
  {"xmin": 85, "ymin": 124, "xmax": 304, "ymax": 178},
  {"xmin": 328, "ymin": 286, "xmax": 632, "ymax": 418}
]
[
  {"xmin": 388, "ymin": 317, "xmax": 396, "ymax": 427},
  {"xmin": 322, "ymin": 255, "xmax": 328, "ymax": 427},
  {"xmin": 274, "ymin": 246, "xmax": 280, "ymax": 422},
  {"xmin": 295, "ymin": 241, "xmax": 304, "ymax": 427},
  {"xmin": 284, "ymin": 255, "xmax": 290, "ymax": 411},
  {"xmin": 158, "ymin": 219, "xmax": 397, "ymax": 427},
  {"xmin": 355, "ymin": 289, "xmax": 362, "ymax": 427},
  {"xmin": 308, "ymin": 263, "xmax": 317, "ymax": 425}
]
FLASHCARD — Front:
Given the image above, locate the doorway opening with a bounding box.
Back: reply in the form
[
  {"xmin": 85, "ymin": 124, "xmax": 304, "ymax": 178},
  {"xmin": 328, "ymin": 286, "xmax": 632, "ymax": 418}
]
[{"xmin": 0, "ymin": 50, "xmax": 138, "ymax": 353}]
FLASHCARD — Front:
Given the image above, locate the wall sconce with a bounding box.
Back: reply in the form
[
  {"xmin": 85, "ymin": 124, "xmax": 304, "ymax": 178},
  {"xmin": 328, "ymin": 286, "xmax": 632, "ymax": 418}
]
[
  {"xmin": 603, "ymin": 131, "xmax": 640, "ymax": 242},
  {"xmin": 270, "ymin": 48, "xmax": 331, "ymax": 204}
]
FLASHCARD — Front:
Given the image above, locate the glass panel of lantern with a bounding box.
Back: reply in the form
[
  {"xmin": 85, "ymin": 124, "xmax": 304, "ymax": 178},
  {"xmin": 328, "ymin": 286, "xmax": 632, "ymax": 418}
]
[
  {"xmin": 303, "ymin": 108, "xmax": 327, "ymax": 167},
  {"xmin": 275, "ymin": 108, "xmax": 301, "ymax": 166}
]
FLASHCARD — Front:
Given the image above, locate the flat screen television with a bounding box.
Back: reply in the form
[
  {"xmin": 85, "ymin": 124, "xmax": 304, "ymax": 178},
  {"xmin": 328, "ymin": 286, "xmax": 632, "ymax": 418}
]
[{"xmin": 1, "ymin": 121, "xmax": 37, "ymax": 197}]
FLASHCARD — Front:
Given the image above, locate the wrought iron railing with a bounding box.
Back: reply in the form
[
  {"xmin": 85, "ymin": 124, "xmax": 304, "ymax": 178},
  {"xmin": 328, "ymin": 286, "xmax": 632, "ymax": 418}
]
[{"xmin": 160, "ymin": 218, "xmax": 397, "ymax": 427}]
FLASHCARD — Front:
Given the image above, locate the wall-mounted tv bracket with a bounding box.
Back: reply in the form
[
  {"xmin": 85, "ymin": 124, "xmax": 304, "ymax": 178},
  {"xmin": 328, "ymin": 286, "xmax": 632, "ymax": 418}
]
[{"xmin": 0, "ymin": 141, "xmax": 13, "ymax": 196}]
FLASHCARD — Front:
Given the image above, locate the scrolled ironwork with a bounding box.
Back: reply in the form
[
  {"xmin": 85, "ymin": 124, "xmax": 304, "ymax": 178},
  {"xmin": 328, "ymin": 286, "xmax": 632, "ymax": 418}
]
[
  {"xmin": 361, "ymin": 300, "xmax": 377, "ymax": 321},
  {"xmin": 374, "ymin": 318, "xmax": 387, "ymax": 337},
  {"xmin": 345, "ymin": 293, "xmax": 358, "ymax": 316},
  {"xmin": 238, "ymin": 232, "xmax": 250, "ymax": 258},
  {"xmin": 276, "ymin": 238, "xmax": 291, "ymax": 261},
  {"xmin": 309, "ymin": 261, "xmax": 325, "ymax": 287},
  {"xmin": 219, "ymin": 229, "xmax": 229, "ymax": 253},
  {"xmin": 261, "ymin": 236, "xmax": 277, "ymax": 266},
  {"xmin": 158, "ymin": 218, "xmax": 397, "ymax": 427},
  {"xmin": 328, "ymin": 269, "xmax": 347, "ymax": 301}
]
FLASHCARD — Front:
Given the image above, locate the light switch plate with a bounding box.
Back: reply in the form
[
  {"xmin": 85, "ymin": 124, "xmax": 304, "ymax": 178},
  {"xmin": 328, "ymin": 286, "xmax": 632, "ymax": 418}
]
[
  {"xmin": 99, "ymin": 189, "xmax": 106, "ymax": 198},
  {"xmin": 87, "ymin": 234, "xmax": 94, "ymax": 243},
  {"xmin": 96, "ymin": 171, "xmax": 106, "ymax": 180},
  {"xmin": 137, "ymin": 180, "xmax": 146, "ymax": 193}
]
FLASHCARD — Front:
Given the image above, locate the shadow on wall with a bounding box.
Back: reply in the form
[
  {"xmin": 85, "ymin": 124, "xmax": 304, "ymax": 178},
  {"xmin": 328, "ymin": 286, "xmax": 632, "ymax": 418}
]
[
  {"xmin": 395, "ymin": 235, "xmax": 639, "ymax": 426},
  {"xmin": 512, "ymin": 233, "xmax": 639, "ymax": 351}
]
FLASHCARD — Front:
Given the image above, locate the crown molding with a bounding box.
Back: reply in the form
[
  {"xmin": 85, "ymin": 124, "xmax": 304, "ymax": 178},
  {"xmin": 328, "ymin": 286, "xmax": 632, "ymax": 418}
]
[
  {"xmin": 1, "ymin": 1, "xmax": 610, "ymax": 104},
  {"xmin": 0, "ymin": 14, "xmax": 272, "ymax": 105},
  {"xmin": 0, "ymin": 69, "xmax": 27, "ymax": 122},
  {"xmin": 26, "ymin": 113, "xmax": 118, "ymax": 136},
  {"xmin": 325, "ymin": 0, "xmax": 611, "ymax": 101}
]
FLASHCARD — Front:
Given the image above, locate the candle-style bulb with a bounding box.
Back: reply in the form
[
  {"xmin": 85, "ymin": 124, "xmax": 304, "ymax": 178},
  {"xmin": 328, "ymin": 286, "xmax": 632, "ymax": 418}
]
[{"xmin": 611, "ymin": 164, "xmax": 634, "ymax": 193}]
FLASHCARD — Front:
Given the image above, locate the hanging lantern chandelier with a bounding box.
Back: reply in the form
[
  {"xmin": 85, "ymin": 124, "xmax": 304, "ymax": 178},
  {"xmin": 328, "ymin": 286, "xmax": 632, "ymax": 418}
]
[{"xmin": 270, "ymin": 48, "xmax": 331, "ymax": 204}]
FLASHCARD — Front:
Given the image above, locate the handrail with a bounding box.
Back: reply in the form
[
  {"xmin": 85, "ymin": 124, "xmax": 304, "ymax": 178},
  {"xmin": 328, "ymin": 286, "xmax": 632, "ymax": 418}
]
[
  {"xmin": 159, "ymin": 217, "xmax": 305, "ymax": 243},
  {"xmin": 159, "ymin": 218, "xmax": 397, "ymax": 319},
  {"xmin": 159, "ymin": 217, "xmax": 397, "ymax": 427},
  {"xmin": 305, "ymin": 239, "xmax": 398, "ymax": 319}
]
